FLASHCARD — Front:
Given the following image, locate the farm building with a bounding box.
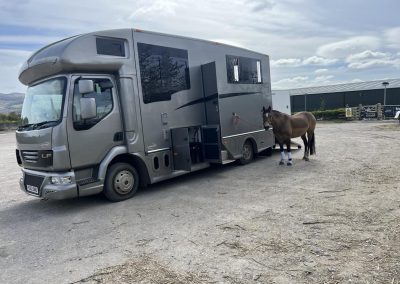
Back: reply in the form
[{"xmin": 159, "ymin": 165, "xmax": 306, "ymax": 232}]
[{"xmin": 273, "ymin": 78, "xmax": 400, "ymax": 114}]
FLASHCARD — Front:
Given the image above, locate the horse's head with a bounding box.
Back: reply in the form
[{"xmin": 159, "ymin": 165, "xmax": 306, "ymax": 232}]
[{"xmin": 262, "ymin": 106, "xmax": 272, "ymax": 130}]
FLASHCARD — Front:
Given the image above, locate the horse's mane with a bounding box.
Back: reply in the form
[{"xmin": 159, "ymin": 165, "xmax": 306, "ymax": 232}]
[{"xmin": 271, "ymin": 109, "xmax": 290, "ymax": 118}]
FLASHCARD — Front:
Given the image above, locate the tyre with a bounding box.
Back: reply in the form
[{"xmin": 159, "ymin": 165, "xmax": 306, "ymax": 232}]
[
  {"xmin": 238, "ymin": 140, "xmax": 254, "ymax": 165},
  {"xmin": 104, "ymin": 163, "xmax": 139, "ymax": 202}
]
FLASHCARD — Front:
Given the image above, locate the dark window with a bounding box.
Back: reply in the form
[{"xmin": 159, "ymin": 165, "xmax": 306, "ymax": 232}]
[
  {"xmin": 73, "ymin": 79, "xmax": 114, "ymax": 130},
  {"xmin": 96, "ymin": 38, "xmax": 126, "ymax": 57},
  {"xmin": 226, "ymin": 55, "xmax": 262, "ymax": 84},
  {"xmin": 138, "ymin": 43, "xmax": 190, "ymax": 104}
]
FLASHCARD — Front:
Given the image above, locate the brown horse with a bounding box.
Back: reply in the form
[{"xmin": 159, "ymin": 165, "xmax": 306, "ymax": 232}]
[{"xmin": 262, "ymin": 106, "xmax": 316, "ymax": 165}]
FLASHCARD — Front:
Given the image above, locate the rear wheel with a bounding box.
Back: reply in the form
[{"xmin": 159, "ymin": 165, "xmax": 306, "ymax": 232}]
[
  {"xmin": 239, "ymin": 140, "xmax": 254, "ymax": 165},
  {"xmin": 104, "ymin": 163, "xmax": 139, "ymax": 202}
]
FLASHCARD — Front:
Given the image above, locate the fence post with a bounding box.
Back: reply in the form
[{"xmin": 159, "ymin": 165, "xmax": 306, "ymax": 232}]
[{"xmin": 377, "ymin": 103, "xmax": 382, "ymax": 120}]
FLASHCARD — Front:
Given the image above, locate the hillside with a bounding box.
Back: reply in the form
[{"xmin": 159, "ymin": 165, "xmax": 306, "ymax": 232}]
[{"xmin": 0, "ymin": 93, "xmax": 25, "ymax": 114}]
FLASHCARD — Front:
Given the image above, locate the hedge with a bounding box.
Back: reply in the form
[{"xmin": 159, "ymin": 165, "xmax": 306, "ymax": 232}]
[{"xmin": 309, "ymin": 108, "xmax": 346, "ymax": 120}]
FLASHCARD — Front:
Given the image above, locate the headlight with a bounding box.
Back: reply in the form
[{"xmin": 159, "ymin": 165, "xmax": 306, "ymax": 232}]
[{"xmin": 51, "ymin": 176, "xmax": 72, "ymax": 185}]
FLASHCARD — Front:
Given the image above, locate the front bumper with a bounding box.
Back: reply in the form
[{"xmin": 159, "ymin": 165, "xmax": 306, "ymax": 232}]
[{"xmin": 19, "ymin": 168, "xmax": 78, "ymax": 200}]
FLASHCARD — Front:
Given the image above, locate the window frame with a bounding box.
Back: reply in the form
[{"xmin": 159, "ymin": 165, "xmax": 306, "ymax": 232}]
[
  {"xmin": 226, "ymin": 55, "xmax": 263, "ymax": 84},
  {"xmin": 96, "ymin": 37, "xmax": 127, "ymax": 57},
  {"xmin": 72, "ymin": 77, "xmax": 115, "ymax": 131},
  {"xmin": 137, "ymin": 42, "xmax": 191, "ymax": 104},
  {"xmin": 21, "ymin": 76, "xmax": 67, "ymax": 128}
]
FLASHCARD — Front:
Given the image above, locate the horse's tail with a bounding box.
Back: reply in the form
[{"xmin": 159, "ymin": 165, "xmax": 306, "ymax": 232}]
[{"xmin": 309, "ymin": 132, "xmax": 316, "ymax": 155}]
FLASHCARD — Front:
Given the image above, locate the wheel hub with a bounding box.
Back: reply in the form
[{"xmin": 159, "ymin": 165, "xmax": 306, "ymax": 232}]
[
  {"xmin": 243, "ymin": 144, "xmax": 251, "ymax": 160},
  {"xmin": 114, "ymin": 170, "xmax": 134, "ymax": 195}
]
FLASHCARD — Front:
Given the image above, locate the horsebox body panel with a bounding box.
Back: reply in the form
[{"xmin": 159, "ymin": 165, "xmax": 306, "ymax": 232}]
[{"xmin": 131, "ymin": 29, "xmax": 275, "ymax": 164}]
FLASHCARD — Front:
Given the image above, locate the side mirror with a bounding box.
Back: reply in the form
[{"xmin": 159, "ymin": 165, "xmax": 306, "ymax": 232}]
[
  {"xmin": 78, "ymin": 80, "xmax": 95, "ymax": 94},
  {"xmin": 80, "ymin": 98, "xmax": 97, "ymax": 119}
]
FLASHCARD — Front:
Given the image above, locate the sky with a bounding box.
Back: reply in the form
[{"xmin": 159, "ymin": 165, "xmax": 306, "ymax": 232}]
[{"xmin": 0, "ymin": 0, "xmax": 399, "ymax": 93}]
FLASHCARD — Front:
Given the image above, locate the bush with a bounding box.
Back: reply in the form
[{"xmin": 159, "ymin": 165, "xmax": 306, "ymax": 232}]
[
  {"xmin": 0, "ymin": 112, "xmax": 21, "ymax": 123},
  {"xmin": 310, "ymin": 108, "xmax": 346, "ymax": 120}
]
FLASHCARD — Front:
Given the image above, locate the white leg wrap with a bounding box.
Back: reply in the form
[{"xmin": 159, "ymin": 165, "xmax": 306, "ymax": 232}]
[
  {"xmin": 288, "ymin": 152, "xmax": 292, "ymax": 161},
  {"xmin": 280, "ymin": 151, "xmax": 286, "ymax": 161}
]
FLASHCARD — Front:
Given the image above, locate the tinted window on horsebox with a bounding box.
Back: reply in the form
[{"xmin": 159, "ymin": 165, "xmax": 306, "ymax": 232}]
[
  {"xmin": 226, "ymin": 55, "xmax": 262, "ymax": 84},
  {"xmin": 138, "ymin": 43, "xmax": 190, "ymax": 104}
]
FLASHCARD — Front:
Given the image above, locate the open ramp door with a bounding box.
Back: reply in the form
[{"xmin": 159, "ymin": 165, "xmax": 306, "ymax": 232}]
[
  {"xmin": 201, "ymin": 61, "xmax": 222, "ymax": 163},
  {"xmin": 171, "ymin": 128, "xmax": 191, "ymax": 171}
]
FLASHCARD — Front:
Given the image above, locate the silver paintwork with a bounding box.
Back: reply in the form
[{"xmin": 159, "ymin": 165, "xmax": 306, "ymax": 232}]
[
  {"xmin": 16, "ymin": 28, "xmax": 275, "ymax": 200},
  {"xmin": 19, "ymin": 168, "xmax": 77, "ymax": 200}
]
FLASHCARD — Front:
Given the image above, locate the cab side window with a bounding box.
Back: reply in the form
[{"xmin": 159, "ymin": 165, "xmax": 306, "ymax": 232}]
[{"xmin": 73, "ymin": 78, "xmax": 113, "ymax": 130}]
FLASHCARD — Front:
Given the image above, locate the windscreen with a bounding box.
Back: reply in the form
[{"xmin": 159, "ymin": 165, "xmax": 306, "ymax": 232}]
[{"xmin": 21, "ymin": 77, "xmax": 66, "ymax": 127}]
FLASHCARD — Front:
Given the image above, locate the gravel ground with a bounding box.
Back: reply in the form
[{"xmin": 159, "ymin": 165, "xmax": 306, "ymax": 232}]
[{"xmin": 1, "ymin": 121, "xmax": 400, "ymax": 284}]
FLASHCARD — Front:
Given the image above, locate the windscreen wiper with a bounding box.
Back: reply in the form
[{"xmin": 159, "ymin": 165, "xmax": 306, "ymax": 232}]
[
  {"xmin": 18, "ymin": 121, "xmax": 58, "ymax": 130},
  {"xmin": 33, "ymin": 120, "xmax": 58, "ymax": 129}
]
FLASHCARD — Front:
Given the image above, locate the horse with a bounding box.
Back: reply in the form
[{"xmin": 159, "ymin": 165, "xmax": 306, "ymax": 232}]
[{"xmin": 262, "ymin": 106, "xmax": 316, "ymax": 166}]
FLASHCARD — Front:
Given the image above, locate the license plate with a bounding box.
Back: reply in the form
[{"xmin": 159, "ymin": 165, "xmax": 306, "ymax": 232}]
[{"xmin": 26, "ymin": 184, "xmax": 39, "ymax": 195}]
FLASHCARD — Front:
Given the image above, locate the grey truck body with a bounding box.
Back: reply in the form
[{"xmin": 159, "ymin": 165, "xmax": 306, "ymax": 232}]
[{"xmin": 16, "ymin": 29, "xmax": 274, "ymax": 200}]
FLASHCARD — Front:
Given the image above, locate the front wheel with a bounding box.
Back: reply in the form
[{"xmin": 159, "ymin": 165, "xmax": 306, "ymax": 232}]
[
  {"xmin": 238, "ymin": 140, "xmax": 254, "ymax": 165},
  {"xmin": 104, "ymin": 163, "xmax": 139, "ymax": 202}
]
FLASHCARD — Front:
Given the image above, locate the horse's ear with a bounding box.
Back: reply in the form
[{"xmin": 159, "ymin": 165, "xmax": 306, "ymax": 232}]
[
  {"xmin": 266, "ymin": 106, "xmax": 271, "ymax": 112},
  {"xmin": 262, "ymin": 106, "xmax": 266, "ymax": 113}
]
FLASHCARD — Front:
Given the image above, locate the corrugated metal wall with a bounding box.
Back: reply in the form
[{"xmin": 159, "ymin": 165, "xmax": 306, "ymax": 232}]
[{"xmin": 289, "ymin": 87, "xmax": 400, "ymax": 112}]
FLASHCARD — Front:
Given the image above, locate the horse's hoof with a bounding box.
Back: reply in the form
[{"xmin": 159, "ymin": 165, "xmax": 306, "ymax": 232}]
[
  {"xmin": 279, "ymin": 161, "xmax": 284, "ymax": 165},
  {"xmin": 287, "ymin": 162, "xmax": 293, "ymax": 166},
  {"xmin": 303, "ymin": 157, "xmax": 309, "ymax": 161}
]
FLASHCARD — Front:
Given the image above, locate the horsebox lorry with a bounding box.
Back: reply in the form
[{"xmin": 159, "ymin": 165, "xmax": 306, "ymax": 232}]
[{"xmin": 15, "ymin": 29, "xmax": 275, "ymax": 202}]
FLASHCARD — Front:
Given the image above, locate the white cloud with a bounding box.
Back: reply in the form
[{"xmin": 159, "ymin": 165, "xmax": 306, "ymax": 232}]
[
  {"xmin": 273, "ymin": 74, "xmax": 336, "ymax": 89},
  {"xmin": 303, "ymin": 56, "xmax": 337, "ymax": 65},
  {"xmin": 348, "ymin": 59, "xmax": 400, "ymax": 70},
  {"xmin": 317, "ymin": 36, "xmax": 381, "ymax": 58},
  {"xmin": 271, "ymin": 55, "xmax": 337, "ymax": 68},
  {"xmin": 273, "ymin": 76, "xmax": 309, "ymax": 89},
  {"xmin": 346, "ymin": 50, "xmax": 388, "ymax": 62},
  {"xmin": 0, "ymin": 0, "xmax": 399, "ymax": 93},
  {"xmin": 384, "ymin": 27, "xmax": 400, "ymax": 49},
  {"xmin": 314, "ymin": 68, "xmax": 328, "ymax": 74},
  {"xmin": 345, "ymin": 50, "xmax": 400, "ymax": 70},
  {"xmin": 0, "ymin": 35, "xmax": 62, "ymax": 45},
  {"xmin": 0, "ymin": 49, "xmax": 28, "ymax": 93},
  {"xmin": 315, "ymin": 75, "xmax": 334, "ymax": 81},
  {"xmin": 129, "ymin": 0, "xmax": 178, "ymax": 18},
  {"xmin": 247, "ymin": 0, "xmax": 276, "ymax": 12},
  {"xmin": 270, "ymin": 58, "xmax": 302, "ymax": 67}
]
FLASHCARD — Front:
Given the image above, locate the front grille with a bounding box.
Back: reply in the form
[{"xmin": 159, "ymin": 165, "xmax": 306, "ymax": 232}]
[
  {"xmin": 21, "ymin": 150, "xmax": 53, "ymax": 167},
  {"xmin": 21, "ymin": 150, "xmax": 39, "ymax": 163}
]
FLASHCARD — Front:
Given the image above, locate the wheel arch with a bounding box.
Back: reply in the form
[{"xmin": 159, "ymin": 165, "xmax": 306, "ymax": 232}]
[
  {"xmin": 244, "ymin": 137, "xmax": 258, "ymax": 155},
  {"xmin": 98, "ymin": 146, "xmax": 150, "ymax": 187},
  {"xmin": 108, "ymin": 154, "xmax": 151, "ymax": 187}
]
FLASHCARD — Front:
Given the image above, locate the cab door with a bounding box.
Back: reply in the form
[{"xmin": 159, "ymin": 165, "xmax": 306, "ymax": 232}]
[{"xmin": 67, "ymin": 75, "xmax": 123, "ymax": 169}]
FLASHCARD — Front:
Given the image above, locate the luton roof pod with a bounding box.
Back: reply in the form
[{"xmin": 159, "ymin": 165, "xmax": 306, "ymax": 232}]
[
  {"xmin": 18, "ymin": 28, "xmax": 270, "ymax": 86},
  {"xmin": 19, "ymin": 29, "xmax": 135, "ymax": 86}
]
